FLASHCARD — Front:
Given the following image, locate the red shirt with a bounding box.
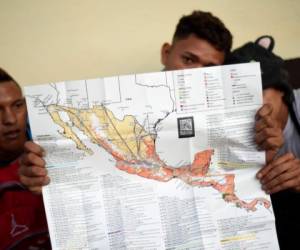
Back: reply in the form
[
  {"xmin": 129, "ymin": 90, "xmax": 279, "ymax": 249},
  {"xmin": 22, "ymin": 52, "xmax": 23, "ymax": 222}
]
[{"xmin": 0, "ymin": 160, "xmax": 51, "ymax": 250}]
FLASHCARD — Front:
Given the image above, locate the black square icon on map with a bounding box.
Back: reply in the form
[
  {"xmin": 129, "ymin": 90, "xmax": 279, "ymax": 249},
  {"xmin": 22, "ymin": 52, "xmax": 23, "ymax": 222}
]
[{"xmin": 177, "ymin": 116, "xmax": 195, "ymax": 138}]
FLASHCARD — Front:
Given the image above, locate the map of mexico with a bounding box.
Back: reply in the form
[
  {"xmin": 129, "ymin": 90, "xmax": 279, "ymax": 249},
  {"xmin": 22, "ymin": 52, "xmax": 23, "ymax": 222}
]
[{"xmin": 24, "ymin": 63, "xmax": 279, "ymax": 250}]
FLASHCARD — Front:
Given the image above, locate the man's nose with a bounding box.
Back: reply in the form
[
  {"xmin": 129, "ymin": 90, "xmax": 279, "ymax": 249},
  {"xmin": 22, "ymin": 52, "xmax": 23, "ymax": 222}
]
[{"xmin": 2, "ymin": 108, "xmax": 17, "ymax": 125}]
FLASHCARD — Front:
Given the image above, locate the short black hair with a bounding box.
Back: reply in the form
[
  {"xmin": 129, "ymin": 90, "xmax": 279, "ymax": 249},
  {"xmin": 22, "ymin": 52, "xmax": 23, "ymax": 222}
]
[
  {"xmin": 0, "ymin": 68, "xmax": 22, "ymax": 91},
  {"xmin": 173, "ymin": 10, "xmax": 233, "ymax": 55}
]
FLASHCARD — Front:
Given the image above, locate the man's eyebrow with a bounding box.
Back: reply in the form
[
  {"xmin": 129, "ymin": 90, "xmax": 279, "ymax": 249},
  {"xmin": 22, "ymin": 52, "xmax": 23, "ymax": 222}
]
[
  {"xmin": 12, "ymin": 98, "xmax": 25, "ymax": 105},
  {"xmin": 182, "ymin": 52, "xmax": 200, "ymax": 61}
]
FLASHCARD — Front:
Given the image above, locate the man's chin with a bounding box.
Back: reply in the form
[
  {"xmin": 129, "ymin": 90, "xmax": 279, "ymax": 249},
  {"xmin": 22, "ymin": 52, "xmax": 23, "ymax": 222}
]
[{"xmin": 1, "ymin": 141, "xmax": 25, "ymax": 157}]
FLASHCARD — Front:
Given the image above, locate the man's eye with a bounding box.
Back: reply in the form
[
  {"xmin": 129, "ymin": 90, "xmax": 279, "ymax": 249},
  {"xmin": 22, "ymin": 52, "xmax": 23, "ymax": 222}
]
[
  {"xmin": 205, "ymin": 63, "xmax": 216, "ymax": 67},
  {"xmin": 182, "ymin": 56, "xmax": 194, "ymax": 64},
  {"xmin": 14, "ymin": 101, "xmax": 24, "ymax": 109}
]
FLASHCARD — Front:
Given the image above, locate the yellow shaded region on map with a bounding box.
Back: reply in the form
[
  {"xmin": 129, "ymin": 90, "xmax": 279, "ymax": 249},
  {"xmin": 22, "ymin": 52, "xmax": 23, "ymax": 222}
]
[
  {"xmin": 89, "ymin": 106, "xmax": 154, "ymax": 160},
  {"xmin": 47, "ymin": 105, "xmax": 93, "ymax": 154},
  {"xmin": 47, "ymin": 104, "xmax": 155, "ymax": 161},
  {"xmin": 218, "ymin": 161, "xmax": 257, "ymax": 169},
  {"xmin": 221, "ymin": 233, "xmax": 255, "ymax": 244}
]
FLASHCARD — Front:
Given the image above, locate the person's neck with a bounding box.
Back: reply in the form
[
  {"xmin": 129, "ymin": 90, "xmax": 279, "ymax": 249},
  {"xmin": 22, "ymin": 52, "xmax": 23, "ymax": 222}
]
[{"xmin": 0, "ymin": 150, "xmax": 22, "ymax": 167}]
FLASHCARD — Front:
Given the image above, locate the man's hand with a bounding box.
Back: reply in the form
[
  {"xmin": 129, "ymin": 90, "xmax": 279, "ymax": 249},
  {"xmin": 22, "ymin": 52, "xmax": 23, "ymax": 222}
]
[
  {"xmin": 19, "ymin": 141, "xmax": 50, "ymax": 194},
  {"xmin": 255, "ymin": 103, "xmax": 284, "ymax": 163},
  {"xmin": 256, "ymin": 153, "xmax": 300, "ymax": 194}
]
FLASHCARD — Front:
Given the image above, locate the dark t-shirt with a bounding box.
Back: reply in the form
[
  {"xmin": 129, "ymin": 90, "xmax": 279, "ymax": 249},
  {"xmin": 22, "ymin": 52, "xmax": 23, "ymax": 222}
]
[{"xmin": 271, "ymin": 89, "xmax": 300, "ymax": 250}]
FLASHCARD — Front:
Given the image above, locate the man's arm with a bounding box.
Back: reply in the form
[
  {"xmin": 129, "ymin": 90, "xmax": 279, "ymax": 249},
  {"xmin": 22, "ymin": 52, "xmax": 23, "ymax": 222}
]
[{"xmin": 19, "ymin": 141, "xmax": 50, "ymax": 194}]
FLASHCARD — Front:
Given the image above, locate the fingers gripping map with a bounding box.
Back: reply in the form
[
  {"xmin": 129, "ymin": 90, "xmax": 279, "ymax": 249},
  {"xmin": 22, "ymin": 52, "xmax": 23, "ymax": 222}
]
[{"xmin": 25, "ymin": 63, "xmax": 279, "ymax": 250}]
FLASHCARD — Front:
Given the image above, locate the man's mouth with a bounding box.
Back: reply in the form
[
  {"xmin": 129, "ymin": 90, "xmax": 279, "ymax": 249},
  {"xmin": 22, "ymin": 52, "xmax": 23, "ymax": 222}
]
[{"xmin": 3, "ymin": 130, "xmax": 21, "ymax": 140}]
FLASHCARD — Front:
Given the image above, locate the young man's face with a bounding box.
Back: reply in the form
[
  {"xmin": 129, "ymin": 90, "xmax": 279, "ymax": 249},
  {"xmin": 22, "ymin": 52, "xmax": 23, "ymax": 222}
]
[
  {"xmin": 0, "ymin": 81, "xmax": 27, "ymax": 159},
  {"xmin": 161, "ymin": 34, "xmax": 225, "ymax": 70}
]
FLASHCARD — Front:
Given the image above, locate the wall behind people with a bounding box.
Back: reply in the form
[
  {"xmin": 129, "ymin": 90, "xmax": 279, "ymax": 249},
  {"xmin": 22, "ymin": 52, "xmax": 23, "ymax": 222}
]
[{"xmin": 0, "ymin": 0, "xmax": 299, "ymax": 86}]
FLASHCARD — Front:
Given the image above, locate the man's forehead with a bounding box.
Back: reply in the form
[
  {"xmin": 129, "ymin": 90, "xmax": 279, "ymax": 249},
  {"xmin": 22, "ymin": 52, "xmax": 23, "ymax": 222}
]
[
  {"xmin": 0, "ymin": 80, "xmax": 22, "ymax": 90},
  {"xmin": 0, "ymin": 81, "xmax": 23, "ymax": 99},
  {"xmin": 173, "ymin": 36, "xmax": 224, "ymax": 58},
  {"xmin": 173, "ymin": 35, "xmax": 211, "ymax": 48}
]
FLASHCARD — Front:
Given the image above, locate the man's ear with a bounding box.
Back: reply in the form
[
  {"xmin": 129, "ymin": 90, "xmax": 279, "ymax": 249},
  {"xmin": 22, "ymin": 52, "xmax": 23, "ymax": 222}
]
[{"xmin": 161, "ymin": 43, "xmax": 171, "ymax": 66}]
